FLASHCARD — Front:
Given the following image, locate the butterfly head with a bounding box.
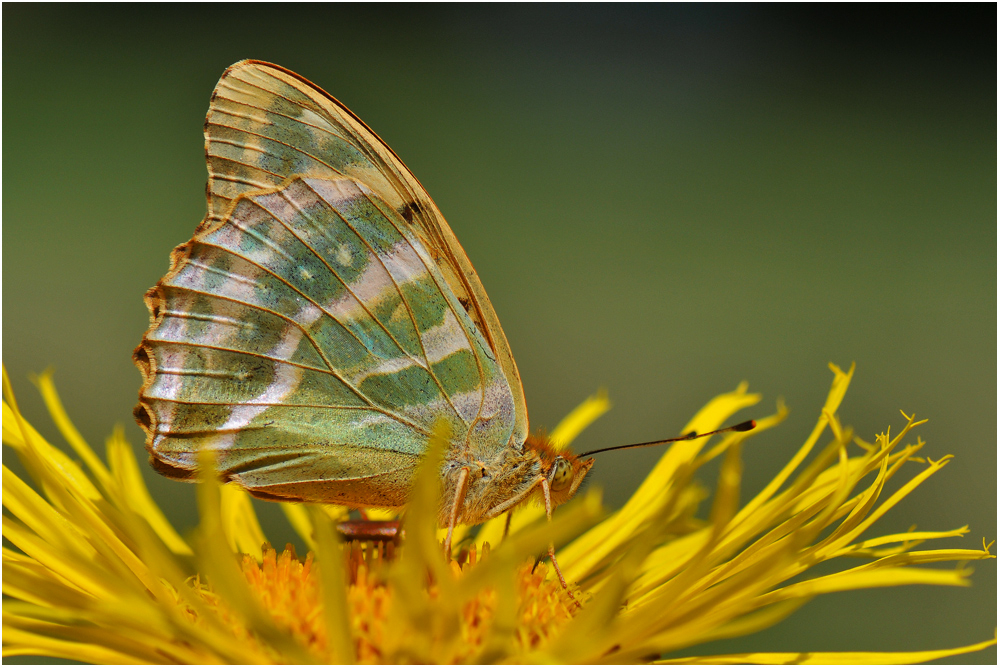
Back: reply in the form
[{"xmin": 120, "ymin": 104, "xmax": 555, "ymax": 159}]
[{"xmin": 524, "ymin": 432, "xmax": 595, "ymax": 507}]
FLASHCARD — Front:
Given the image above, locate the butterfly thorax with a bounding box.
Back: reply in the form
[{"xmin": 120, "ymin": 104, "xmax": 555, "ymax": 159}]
[
  {"xmin": 440, "ymin": 433, "xmax": 595, "ymax": 526},
  {"xmin": 440, "ymin": 441, "xmax": 541, "ymax": 526}
]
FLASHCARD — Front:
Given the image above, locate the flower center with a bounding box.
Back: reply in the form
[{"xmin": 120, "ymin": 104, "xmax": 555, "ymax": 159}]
[{"xmin": 214, "ymin": 542, "xmax": 580, "ymax": 662}]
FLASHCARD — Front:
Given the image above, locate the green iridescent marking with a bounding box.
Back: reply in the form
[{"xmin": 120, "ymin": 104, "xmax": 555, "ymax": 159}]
[
  {"xmin": 401, "ymin": 278, "xmax": 449, "ymax": 334},
  {"xmin": 430, "ymin": 349, "xmax": 482, "ymax": 398}
]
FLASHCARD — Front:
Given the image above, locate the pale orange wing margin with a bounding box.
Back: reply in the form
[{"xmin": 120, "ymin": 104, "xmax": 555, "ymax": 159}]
[{"xmin": 200, "ymin": 60, "xmax": 528, "ymax": 445}]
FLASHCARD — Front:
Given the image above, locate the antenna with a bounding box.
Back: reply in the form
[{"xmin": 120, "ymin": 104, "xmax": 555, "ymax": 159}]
[{"xmin": 577, "ymin": 420, "xmax": 756, "ymax": 458}]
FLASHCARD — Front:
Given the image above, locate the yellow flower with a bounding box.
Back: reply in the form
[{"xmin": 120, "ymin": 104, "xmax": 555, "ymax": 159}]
[{"xmin": 1, "ymin": 363, "xmax": 995, "ymax": 663}]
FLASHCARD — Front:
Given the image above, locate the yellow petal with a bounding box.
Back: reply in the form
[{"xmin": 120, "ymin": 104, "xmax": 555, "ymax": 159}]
[
  {"xmin": 192, "ymin": 454, "xmax": 316, "ymax": 663},
  {"xmin": 2, "ymin": 515, "xmax": 114, "ymax": 599},
  {"xmin": 657, "ymin": 635, "xmax": 997, "ymax": 664},
  {"xmin": 220, "ymin": 484, "xmax": 267, "ymax": 557},
  {"xmin": 2, "ymin": 401, "xmax": 101, "ymax": 501},
  {"xmin": 731, "ymin": 362, "xmax": 855, "ymax": 526},
  {"xmin": 560, "ymin": 383, "xmax": 761, "ymax": 580},
  {"xmin": 2, "ymin": 548, "xmax": 93, "ymax": 606},
  {"xmin": 549, "ymin": 388, "xmax": 611, "ymax": 449},
  {"xmin": 696, "ymin": 400, "xmax": 788, "ymax": 466},
  {"xmin": 307, "ymin": 505, "xmax": 356, "ymax": 662},
  {"xmin": 2, "ymin": 465, "xmax": 97, "ymax": 561},
  {"xmin": 281, "ymin": 502, "xmax": 318, "ymax": 551},
  {"xmin": 763, "ymin": 565, "xmax": 971, "ymax": 604},
  {"xmin": 1, "ymin": 627, "xmax": 145, "ymax": 664},
  {"xmin": 32, "ymin": 370, "xmax": 115, "ymax": 493},
  {"xmin": 3, "ymin": 603, "xmax": 209, "ymax": 664},
  {"xmin": 104, "ymin": 425, "xmax": 192, "ymax": 555},
  {"xmin": 839, "ymin": 526, "xmax": 969, "ymax": 556}
]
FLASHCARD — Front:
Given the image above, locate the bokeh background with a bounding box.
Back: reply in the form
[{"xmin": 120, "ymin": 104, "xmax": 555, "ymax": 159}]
[{"xmin": 4, "ymin": 4, "xmax": 995, "ymax": 663}]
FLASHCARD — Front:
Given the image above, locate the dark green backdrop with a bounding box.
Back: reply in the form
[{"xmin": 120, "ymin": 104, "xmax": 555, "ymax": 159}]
[{"xmin": 4, "ymin": 4, "xmax": 995, "ymax": 663}]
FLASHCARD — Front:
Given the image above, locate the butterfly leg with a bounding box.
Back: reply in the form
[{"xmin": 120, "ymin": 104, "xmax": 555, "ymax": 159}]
[
  {"xmin": 502, "ymin": 511, "xmax": 513, "ymax": 541},
  {"xmin": 444, "ymin": 466, "xmax": 470, "ymax": 558},
  {"xmin": 540, "ymin": 478, "xmax": 580, "ymax": 607}
]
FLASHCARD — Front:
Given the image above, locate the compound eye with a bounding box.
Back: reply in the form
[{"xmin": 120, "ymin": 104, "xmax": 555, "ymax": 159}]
[{"xmin": 550, "ymin": 457, "xmax": 573, "ymax": 492}]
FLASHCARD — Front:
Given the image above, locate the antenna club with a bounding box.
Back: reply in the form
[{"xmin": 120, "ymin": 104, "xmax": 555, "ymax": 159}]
[{"xmin": 734, "ymin": 420, "xmax": 756, "ymax": 432}]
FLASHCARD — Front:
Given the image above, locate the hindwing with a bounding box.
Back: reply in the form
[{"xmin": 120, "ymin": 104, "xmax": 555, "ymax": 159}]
[{"xmin": 135, "ymin": 175, "xmax": 516, "ymax": 504}]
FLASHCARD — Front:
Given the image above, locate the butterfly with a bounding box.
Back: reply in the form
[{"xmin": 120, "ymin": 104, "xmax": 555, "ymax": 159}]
[{"xmin": 133, "ymin": 60, "xmax": 596, "ymax": 565}]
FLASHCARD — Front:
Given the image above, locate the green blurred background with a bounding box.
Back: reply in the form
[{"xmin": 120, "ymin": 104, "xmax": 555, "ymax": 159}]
[{"xmin": 4, "ymin": 4, "xmax": 995, "ymax": 663}]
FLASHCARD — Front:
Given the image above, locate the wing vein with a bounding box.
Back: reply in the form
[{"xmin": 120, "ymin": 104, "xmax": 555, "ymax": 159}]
[
  {"xmin": 143, "ymin": 398, "xmax": 391, "ymax": 411},
  {"xmin": 179, "ymin": 244, "xmax": 430, "ymax": 433},
  {"xmin": 298, "ymin": 179, "xmax": 469, "ymax": 428},
  {"xmin": 224, "ymin": 71, "xmax": 398, "ymax": 190},
  {"xmin": 260, "ymin": 188, "xmax": 427, "ymax": 371},
  {"xmin": 208, "ymin": 153, "xmax": 288, "ymax": 182},
  {"xmin": 210, "ymin": 173, "xmax": 276, "ymax": 190},
  {"xmin": 159, "ymin": 283, "xmax": 429, "ymax": 431},
  {"xmin": 206, "ymin": 125, "xmax": 350, "ymax": 180},
  {"xmin": 211, "ymin": 90, "xmax": 350, "ymax": 144},
  {"xmin": 359, "ymin": 189, "xmax": 491, "ymax": 431},
  {"xmin": 158, "ymin": 283, "xmax": 336, "ymax": 375},
  {"xmin": 143, "ymin": 338, "xmax": 337, "ymax": 375}
]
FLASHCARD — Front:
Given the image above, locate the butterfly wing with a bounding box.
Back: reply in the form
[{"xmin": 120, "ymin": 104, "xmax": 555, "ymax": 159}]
[
  {"xmin": 201, "ymin": 60, "xmax": 527, "ymax": 444},
  {"xmin": 135, "ymin": 173, "xmax": 518, "ymax": 504}
]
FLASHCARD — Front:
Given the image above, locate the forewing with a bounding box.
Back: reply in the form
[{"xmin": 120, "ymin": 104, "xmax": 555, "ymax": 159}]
[
  {"xmin": 204, "ymin": 60, "xmax": 527, "ymax": 444},
  {"xmin": 135, "ymin": 176, "xmax": 516, "ymax": 503}
]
